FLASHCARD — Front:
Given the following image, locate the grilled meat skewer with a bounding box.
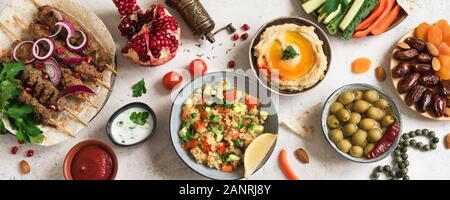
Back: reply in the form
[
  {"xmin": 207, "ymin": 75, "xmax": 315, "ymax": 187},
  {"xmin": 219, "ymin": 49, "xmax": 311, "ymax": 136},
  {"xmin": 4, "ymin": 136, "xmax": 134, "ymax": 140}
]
[
  {"xmin": 37, "ymin": 5, "xmax": 112, "ymax": 73},
  {"xmin": 20, "ymin": 65, "xmax": 60, "ymax": 107},
  {"xmin": 29, "ymin": 22, "xmax": 103, "ymax": 81}
]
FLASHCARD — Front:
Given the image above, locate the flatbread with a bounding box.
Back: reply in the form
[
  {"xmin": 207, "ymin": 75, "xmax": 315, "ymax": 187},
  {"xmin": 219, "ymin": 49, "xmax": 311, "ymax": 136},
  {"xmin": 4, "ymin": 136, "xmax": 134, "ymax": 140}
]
[{"xmin": 0, "ymin": 0, "xmax": 116, "ymax": 146}]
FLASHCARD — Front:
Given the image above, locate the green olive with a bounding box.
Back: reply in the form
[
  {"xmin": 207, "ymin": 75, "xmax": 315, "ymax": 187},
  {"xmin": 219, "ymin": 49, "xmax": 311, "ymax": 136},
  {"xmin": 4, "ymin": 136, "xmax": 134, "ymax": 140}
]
[
  {"xmin": 354, "ymin": 90, "xmax": 363, "ymax": 100},
  {"xmin": 342, "ymin": 123, "xmax": 358, "ymax": 137},
  {"xmin": 359, "ymin": 118, "xmax": 377, "ymax": 130},
  {"xmin": 329, "ymin": 129, "xmax": 344, "ymax": 143},
  {"xmin": 336, "ymin": 109, "xmax": 351, "ymax": 122},
  {"xmin": 327, "ymin": 115, "xmax": 340, "ymax": 128},
  {"xmin": 367, "ymin": 128, "xmax": 383, "ymax": 143},
  {"xmin": 329, "ymin": 102, "xmax": 344, "ymax": 114},
  {"xmin": 348, "ymin": 112, "xmax": 361, "ymax": 124},
  {"xmin": 336, "ymin": 139, "xmax": 352, "ymax": 153},
  {"xmin": 364, "ymin": 143, "xmax": 375, "ymax": 156},
  {"xmin": 338, "ymin": 91, "xmax": 355, "ymax": 105},
  {"xmin": 351, "ymin": 130, "xmax": 367, "ymax": 146},
  {"xmin": 352, "ymin": 100, "xmax": 370, "ymax": 113},
  {"xmin": 363, "ymin": 90, "xmax": 380, "ymax": 103},
  {"xmin": 366, "ymin": 107, "xmax": 383, "ymax": 120},
  {"xmin": 375, "ymin": 98, "xmax": 390, "ymax": 110},
  {"xmin": 381, "ymin": 115, "xmax": 396, "ymax": 127},
  {"xmin": 350, "ymin": 146, "xmax": 364, "ymax": 158}
]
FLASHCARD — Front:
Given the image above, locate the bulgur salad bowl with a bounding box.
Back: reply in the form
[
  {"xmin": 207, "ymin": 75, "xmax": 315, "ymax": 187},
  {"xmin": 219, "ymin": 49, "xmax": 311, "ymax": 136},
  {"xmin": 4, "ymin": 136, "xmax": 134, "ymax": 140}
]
[{"xmin": 170, "ymin": 71, "xmax": 279, "ymax": 180}]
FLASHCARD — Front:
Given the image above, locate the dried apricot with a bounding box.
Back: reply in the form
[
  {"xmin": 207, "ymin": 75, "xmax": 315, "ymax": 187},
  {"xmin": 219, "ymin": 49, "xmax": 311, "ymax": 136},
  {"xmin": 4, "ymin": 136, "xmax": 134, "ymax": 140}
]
[
  {"xmin": 352, "ymin": 57, "xmax": 372, "ymax": 74},
  {"xmin": 440, "ymin": 43, "xmax": 450, "ymax": 56},
  {"xmin": 437, "ymin": 55, "xmax": 450, "ymax": 80},
  {"xmin": 428, "ymin": 25, "xmax": 443, "ymax": 47},
  {"xmin": 415, "ymin": 22, "xmax": 431, "ymax": 41},
  {"xmin": 436, "ymin": 19, "xmax": 450, "ymax": 38},
  {"xmin": 444, "ymin": 35, "xmax": 450, "ymax": 46}
]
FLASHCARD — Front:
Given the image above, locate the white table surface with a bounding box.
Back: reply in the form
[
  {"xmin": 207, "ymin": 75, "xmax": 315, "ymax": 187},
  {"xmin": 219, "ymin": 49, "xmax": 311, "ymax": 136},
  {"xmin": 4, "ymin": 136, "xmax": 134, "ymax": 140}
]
[{"xmin": 1, "ymin": 0, "xmax": 449, "ymax": 180}]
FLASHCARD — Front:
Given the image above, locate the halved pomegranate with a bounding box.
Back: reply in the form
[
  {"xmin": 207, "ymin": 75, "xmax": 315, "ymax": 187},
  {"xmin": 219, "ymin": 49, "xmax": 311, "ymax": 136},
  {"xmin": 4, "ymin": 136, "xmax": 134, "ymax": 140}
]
[{"xmin": 113, "ymin": 1, "xmax": 181, "ymax": 66}]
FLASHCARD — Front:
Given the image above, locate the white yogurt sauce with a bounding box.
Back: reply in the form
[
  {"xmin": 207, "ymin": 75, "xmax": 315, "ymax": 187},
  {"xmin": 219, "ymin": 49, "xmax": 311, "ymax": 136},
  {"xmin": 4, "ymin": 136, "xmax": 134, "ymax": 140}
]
[{"xmin": 110, "ymin": 107, "xmax": 153, "ymax": 145}]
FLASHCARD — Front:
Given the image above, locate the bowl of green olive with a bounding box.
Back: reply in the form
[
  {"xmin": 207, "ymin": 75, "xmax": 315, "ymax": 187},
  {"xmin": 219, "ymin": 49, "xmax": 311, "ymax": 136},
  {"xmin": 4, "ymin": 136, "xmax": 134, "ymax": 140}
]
[{"xmin": 321, "ymin": 84, "xmax": 403, "ymax": 163}]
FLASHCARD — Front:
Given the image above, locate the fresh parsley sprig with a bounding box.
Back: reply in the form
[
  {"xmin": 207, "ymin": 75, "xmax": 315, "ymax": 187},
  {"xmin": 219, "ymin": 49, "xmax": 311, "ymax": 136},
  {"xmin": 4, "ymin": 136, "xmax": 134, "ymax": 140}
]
[
  {"xmin": 129, "ymin": 111, "xmax": 149, "ymax": 126},
  {"xmin": 132, "ymin": 79, "xmax": 147, "ymax": 97},
  {"xmin": 281, "ymin": 45, "xmax": 299, "ymax": 60}
]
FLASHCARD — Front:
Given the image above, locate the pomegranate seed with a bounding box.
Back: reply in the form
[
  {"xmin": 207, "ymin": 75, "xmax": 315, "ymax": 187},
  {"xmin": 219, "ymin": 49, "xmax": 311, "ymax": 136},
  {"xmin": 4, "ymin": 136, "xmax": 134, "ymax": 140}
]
[
  {"xmin": 26, "ymin": 150, "xmax": 34, "ymax": 157},
  {"xmin": 34, "ymin": 63, "xmax": 44, "ymax": 69},
  {"xmin": 241, "ymin": 33, "xmax": 249, "ymax": 41},
  {"xmin": 56, "ymin": 47, "xmax": 64, "ymax": 54},
  {"xmin": 231, "ymin": 33, "xmax": 239, "ymax": 41},
  {"xmin": 42, "ymin": 73, "xmax": 49, "ymax": 80},
  {"xmin": 11, "ymin": 146, "xmax": 19, "ymax": 155},
  {"xmin": 72, "ymin": 72, "xmax": 81, "ymax": 79},
  {"xmin": 228, "ymin": 60, "xmax": 236, "ymax": 68},
  {"xmin": 41, "ymin": 24, "xmax": 50, "ymax": 30},
  {"xmin": 48, "ymin": 104, "xmax": 57, "ymax": 111},
  {"xmin": 85, "ymin": 55, "xmax": 93, "ymax": 64},
  {"xmin": 242, "ymin": 24, "xmax": 250, "ymax": 31},
  {"xmin": 25, "ymin": 87, "xmax": 33, "ymax": 93}
]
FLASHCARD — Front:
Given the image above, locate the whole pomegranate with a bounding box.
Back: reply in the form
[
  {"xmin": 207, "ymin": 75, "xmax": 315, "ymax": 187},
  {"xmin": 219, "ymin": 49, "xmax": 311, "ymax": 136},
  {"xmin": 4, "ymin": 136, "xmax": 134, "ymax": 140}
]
[{"xmin": 113, "ymin": 1, "xmax": 181, "ymax": 66}]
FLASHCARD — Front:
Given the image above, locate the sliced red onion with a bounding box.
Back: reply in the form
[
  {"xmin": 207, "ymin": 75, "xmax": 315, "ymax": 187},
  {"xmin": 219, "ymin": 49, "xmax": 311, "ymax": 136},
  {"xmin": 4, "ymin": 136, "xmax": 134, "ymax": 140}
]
[
  {"xmin": 58, "ymin": 85, "xmax": 96, "ymax": 100},
  {"xmin": 44, "ymin": 58, "xmax": 61, "ymax": 86},
  {"xmin": 60, "ymin": 56, "xmax": 85, "ymax": 65},
  {"xmin": 12, "ymin": 41, "xmax": 36, "ymax": 64},
  {"xmin": 49, "ymin": 9, "xmax": 64, "ymax": 38},
  {"xmin": 33, "ymin": 38, "xmax": 55, "ymax": 60},
  {"xmin": 67, "ymin": 29, "xmax": 89, "ymax": 53},
  {"xmin": 54, "ymin": 20, "xmax": 75, "ymax": 39}
]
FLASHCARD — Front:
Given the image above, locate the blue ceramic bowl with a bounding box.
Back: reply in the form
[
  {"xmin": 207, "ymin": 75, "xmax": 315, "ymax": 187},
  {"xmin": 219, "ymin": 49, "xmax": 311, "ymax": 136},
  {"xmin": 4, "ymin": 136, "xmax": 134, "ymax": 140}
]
[
  {"xmin": 169, "ymin": 71, "xmax": 279, "ymax": 179},
  {"xmin": 321, "ymin": 84, "xmax": 403, "ymax": 163}
]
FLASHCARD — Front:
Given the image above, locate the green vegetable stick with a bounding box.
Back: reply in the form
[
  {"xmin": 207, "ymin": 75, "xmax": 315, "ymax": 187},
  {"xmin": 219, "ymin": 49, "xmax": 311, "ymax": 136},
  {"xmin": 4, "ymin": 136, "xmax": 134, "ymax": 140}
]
[
  {"xmin": 342, "ymin": 0, "xmax": 380, "ymax": 40},
  {"xmin": 326, "ymin": 0, "xmax": 352, "ymax": 34}
]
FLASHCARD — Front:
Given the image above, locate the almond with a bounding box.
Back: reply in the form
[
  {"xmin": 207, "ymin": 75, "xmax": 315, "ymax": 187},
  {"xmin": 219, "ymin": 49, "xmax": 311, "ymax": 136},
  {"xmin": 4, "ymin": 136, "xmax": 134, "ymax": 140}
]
[
  {"xmin": 427, "ymin": 42, "xmax": 440, "ymax": 57},
  {"xmin": 445, "ymin": 108, "xmax": 450, "ymax": 117},
  {"xmin": 19, "ymin": 160, "xmax": 30, "ymax": 174},
  {"xmin": 295, "ymin": 148, "xmax": 309, "ymax": 164},
  {"xmin": 375, "ymin": 66, "xmax": 386, "ymax": 82},
  {"xmin": 432, "ymin": 57, "xmax": 441, "ymax": 71},
  {"xmin": 397, "ymin": 42, "xmax": 410, "ymax": 50},
  {"xmin": 446, "ymin": 134, "xmax": 450, "ymax": 149}
]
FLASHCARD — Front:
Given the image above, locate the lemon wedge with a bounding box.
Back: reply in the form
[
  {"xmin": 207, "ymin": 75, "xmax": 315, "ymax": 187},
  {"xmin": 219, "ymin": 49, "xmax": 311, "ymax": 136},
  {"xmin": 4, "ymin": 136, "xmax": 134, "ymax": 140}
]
[{"xmin": 244, "ymin": 133, "xmax": 278, "ymax": 178}]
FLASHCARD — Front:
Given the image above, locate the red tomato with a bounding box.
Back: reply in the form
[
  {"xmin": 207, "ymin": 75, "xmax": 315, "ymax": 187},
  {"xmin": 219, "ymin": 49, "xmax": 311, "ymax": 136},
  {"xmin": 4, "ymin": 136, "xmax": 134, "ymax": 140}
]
[
  {"xmin": 185, "ymin": 141, "xmax": 198, "ymax": 149},
  {"xmin": 224, "ymin": 90, "xmax": 237, "ymax": 103},
  {"xmin": 200, "ymin": 111, "xmax": 208, "ymax": 119},
  {"xmin": 189, "ymin": 59, "xmax": 208, "ymax": 77},
  {"xmin": 218, "ymin": 142, "xmax": 227, "ymax": 154},
  {"xmin": 194, "ymin": 120, "xmax": 206, "ymax": 133},
  {"xmin": 245, "ymin": 96, "xmax": 259, "ymax": 109},
  {"xmin": 221, "ymin": 164, "xmax": 233, "ymax": 172},
  {"xmin": 232, "ymin": 132, "xmax": 240, "ymax": 141},
  {"xmin": 163, "ymin": 71, "xmax": 183, "ymax": 90}
]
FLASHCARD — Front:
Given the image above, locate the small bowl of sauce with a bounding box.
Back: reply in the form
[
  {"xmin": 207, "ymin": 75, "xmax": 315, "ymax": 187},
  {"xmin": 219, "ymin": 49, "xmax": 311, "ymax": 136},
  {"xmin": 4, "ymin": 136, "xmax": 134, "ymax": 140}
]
[
  {"xmin": 106, "ymin": 102, "xmax": 157, "ymax": 147},
  {"xmin": 63, "ymin": 140, "xmax": 118, "ymax": 180}
]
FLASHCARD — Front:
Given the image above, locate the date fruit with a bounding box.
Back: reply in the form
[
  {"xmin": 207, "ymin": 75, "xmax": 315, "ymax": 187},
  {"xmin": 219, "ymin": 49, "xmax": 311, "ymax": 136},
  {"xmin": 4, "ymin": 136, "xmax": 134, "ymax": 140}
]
[
  {"xmin": 393, "ymin": 49, "xmax": 419, "ymax": 61},
  {"xmin": 406, "ymin": 85, "xmax": 427, "ymax": 106},
  {"xmin": 416, "ymin": 53, "xmax": 432, "ymax": 63},
  {"xmin": 417, "ymin": 90, "xmax": 433, "ymax": 113},
  {"xmin": 431, "ymin": 95, "xmax": 446, "ymax": 117},
  {"xmin": 420, "ymin": 74, "xmax": 440, "ymax": 86},
  {"xmin": 440, "ymin": 80, "xmax": 450, "ymax": 95},
  {"xmin": 392, "ymin": 62, "xmax": 413, "ymax": 78},
  {"xmin": 405, "ymin": 37, "xmax": 427, "ymax": 52},
  {"xmin": 398, "ymin": 73, "xmax": 420, "ymax": 94},
  {"xmin": 412, "ymin": 63, "xmax": 434, "ymax": 75}
]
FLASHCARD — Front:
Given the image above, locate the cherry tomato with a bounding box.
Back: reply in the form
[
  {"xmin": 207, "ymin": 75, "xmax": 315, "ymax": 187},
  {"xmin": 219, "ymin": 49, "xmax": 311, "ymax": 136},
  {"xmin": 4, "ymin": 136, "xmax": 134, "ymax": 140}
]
[
  {"xmin": 162, "ymin": 71, "xmax": 183, "ymax": 90},
  {"xmin": 189, "ymin": 59, "xmax": 208, "ymax": 77},
  {"xmin": 185, "ymin": 141, "xmax": 198, "ymax": 149},
  {"xmin": 245, "ymin": 96, "xmax": 259, "ymax": 109}
]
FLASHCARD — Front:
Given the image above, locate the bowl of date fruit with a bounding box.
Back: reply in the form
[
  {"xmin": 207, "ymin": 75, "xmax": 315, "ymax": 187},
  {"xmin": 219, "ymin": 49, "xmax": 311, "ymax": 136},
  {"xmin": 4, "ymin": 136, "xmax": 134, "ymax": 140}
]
[{"xmin": 390, "ymin": 20, "xmax": 450, "ymax": 120}]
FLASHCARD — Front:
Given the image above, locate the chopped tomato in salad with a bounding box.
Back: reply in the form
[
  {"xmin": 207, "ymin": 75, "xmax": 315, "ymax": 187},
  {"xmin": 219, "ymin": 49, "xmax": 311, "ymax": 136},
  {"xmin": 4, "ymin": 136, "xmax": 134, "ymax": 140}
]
[{"xmin": 178, "ymin": 81, "xmax": 269, "ymax": 172}]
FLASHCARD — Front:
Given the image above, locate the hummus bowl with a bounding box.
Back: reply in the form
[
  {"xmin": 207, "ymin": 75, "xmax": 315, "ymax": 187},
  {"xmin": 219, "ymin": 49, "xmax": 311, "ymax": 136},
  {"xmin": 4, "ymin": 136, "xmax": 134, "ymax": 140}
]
[{"xmin": 249, "ymin": 17, "xmax": 332, "ymax": 96}]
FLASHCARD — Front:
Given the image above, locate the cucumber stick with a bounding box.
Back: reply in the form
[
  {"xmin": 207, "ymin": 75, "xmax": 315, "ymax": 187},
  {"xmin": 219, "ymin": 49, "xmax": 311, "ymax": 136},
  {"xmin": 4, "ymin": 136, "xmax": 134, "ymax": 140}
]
[
  {"xmin": 323, "ymin": 4, "xmax": 341, "ymax": 24},
  {"xmin": 302, "ymin": 0, "xmax": 326, "ymax": 14},
  {"xmin": 339, "ymin": 0, "xmax": 365, "ymax": 31},
  {"xmin": 326, "ymin": 0, "xmax": 353, "ymax": 34},
  {"xmin": 342, "ymin": 0, "xmax": 380, "ymax": 39}
]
